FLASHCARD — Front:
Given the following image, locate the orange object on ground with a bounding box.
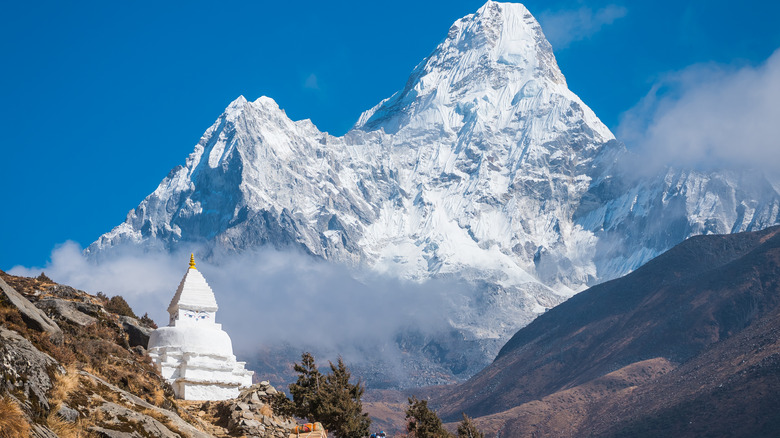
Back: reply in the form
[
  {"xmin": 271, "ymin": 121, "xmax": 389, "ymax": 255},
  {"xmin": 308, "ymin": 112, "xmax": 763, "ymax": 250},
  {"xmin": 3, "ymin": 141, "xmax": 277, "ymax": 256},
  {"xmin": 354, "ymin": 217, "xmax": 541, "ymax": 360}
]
[{"xmin": 290, "ymin": 422, "xmax": 327, "ymax": 438}]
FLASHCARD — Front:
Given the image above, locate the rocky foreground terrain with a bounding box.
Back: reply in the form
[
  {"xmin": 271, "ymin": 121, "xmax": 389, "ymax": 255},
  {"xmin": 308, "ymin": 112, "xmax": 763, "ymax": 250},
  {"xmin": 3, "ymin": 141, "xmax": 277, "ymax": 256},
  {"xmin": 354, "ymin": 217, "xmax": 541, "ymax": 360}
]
[{"xmin": 0, "ymin": 270, "xmax": 296, "ymax": 438}]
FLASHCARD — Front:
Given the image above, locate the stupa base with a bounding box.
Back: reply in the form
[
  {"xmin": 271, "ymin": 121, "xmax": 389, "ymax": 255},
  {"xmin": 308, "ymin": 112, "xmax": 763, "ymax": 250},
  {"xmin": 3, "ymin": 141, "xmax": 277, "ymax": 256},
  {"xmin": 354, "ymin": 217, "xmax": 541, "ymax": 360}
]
[{"xmin": 174, "ymin": 381, "xmax": 240, "ymax": 401}]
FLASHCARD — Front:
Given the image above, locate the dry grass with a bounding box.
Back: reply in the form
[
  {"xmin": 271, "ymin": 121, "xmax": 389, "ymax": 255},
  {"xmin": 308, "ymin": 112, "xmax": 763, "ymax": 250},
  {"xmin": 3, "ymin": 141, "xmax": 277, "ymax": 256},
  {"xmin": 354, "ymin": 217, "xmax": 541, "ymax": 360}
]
[
  {"xmin": 45, "ymin": 365, "xmax": 93, "ymax": 437},
  {"xmin": 45, "ymin": 411, "xmax": 92, "ymax": 438},
  {"xmin": 50, "ymin": 365, "xmax": 81, "ymax": 407},
  {"xmin": 150, "ymin": 386, "xmax": 166, "ymax": 407},
  {"xmin": 0, "ymin": 396, "xmax": 31, "ymax": 438}
]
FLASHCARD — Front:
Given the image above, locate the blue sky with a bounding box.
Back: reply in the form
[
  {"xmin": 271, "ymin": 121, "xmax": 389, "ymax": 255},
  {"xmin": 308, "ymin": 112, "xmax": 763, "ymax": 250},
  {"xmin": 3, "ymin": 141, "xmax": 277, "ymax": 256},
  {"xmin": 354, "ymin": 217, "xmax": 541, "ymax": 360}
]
[{"xmin": 2, "ymin": 0, "xmax": 779, "ymax": 270}]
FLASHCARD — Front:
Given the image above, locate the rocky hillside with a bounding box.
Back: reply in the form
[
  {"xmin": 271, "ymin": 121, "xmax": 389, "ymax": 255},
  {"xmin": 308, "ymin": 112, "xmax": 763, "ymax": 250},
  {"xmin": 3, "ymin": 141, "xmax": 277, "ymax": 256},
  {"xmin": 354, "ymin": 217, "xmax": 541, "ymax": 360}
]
[
  {"xmin": 0, "ymin": 270, "xmax": 295, "ymax": 438},
  {"xmin": 428, "ymin": 225, "xmax": 780, "ymax": 437}
]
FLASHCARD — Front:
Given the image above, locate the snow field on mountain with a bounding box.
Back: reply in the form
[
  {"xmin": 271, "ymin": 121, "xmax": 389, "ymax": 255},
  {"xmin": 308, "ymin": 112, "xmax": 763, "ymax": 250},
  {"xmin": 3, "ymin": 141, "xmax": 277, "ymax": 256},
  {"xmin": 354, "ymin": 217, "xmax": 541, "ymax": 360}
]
[{"xmin": 88, "ymin": 1, "xmax": 780, "ymax": 387}]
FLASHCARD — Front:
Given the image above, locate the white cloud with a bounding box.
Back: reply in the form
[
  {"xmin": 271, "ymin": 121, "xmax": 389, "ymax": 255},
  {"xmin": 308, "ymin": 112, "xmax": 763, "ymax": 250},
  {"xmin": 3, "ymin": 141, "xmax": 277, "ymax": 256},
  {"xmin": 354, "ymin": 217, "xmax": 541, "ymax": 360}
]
[
  {"xmin": 539, "ymin": 4, "xmax": 627, "ymax": 49},
  {"xmin": 9, "ymin": 242, "xmax": 473, "ymax": 377},
  {"xmin": 617, "ymin": 48, "xmax": 780, "ymax": 174}
]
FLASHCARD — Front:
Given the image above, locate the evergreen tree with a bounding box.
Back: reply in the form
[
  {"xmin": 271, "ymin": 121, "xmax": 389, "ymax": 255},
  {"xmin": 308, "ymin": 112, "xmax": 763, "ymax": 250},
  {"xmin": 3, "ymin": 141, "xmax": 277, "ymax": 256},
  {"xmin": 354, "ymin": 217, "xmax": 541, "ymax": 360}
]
[
  {"xmin": 288, "ymin": 353, "xmax": 371, "ymax": 438},
  {"xmin": 456, "ymin": 413, "xmax": 483, "ymax": 438},
  {"xmin": 406, "ymin": 396, "xmax": 452, "ymax": 438},
  {"xmin": 289, "ymin": 352, "xmax": 323, "ymax": 420},
  {"xmin": 105, "ymin": 295, "xmax": 138, "ymax": 318},
  {"xmin": 319, "ymin": 357, "xmax": 371, "ymax": 438}
]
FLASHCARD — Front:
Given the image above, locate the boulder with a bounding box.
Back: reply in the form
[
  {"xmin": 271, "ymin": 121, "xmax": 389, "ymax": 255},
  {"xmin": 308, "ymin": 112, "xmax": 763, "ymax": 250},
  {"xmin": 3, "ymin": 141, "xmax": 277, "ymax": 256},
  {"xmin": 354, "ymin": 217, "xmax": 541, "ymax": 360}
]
[
  {"xmin": 118, "ymin": 316, "xmax": 152, "ymax": 348},
  {"xmin": 95, "ymin": 401, "xmax": 180, "ymax": 438},
  {"xmin": 36, "ymin": 298, "xmax": 97, "ymax": 327},
  {"xmin": 45, "ymin": 284, "xmax": 82, "ymax": 300},
  {"xmin": 72, "ymin": 300, "xmax": 104, "ymax": 317},
  {"xmin": 0, "ymin": 277, "xmax": 62, "ymax": 343}
]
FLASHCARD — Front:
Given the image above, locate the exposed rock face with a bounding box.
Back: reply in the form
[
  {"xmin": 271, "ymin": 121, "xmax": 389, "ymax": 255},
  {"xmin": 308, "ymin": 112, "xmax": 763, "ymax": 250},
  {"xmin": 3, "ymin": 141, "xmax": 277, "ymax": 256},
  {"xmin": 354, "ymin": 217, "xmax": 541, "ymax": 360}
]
[
  {"xmin": 72, "ymin": 371, "xmax": 214, "ymax": 438},
  {"xmin": 93, "ymin": 401, "xmax": 182, "ymax": 438},
  {"xmin": 37, "ymin": 298, "xmax": 98, "ymax": 327},
  {"xmin": 0, "ymin": 326, "xmax": 62, "ymax": 415},
  {"xmin": 0, "ymin": 277, "xmax": 62, "ymax": 343},
  {"xmin": 118, "ymin": 315, "xmax": 153, "ymax": 348}
]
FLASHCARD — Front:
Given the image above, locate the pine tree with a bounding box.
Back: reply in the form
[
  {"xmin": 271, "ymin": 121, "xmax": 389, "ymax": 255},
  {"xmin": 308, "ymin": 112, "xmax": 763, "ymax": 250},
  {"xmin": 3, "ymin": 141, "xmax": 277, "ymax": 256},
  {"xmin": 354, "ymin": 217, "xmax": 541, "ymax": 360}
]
[
  {"xmin": 105, "ymin": 295, "xmax": 138, "ymax": 318},
  {"xmin": 456, "ymin": 413, "xmax": 483, "ymax": 438},
  {"xmin": 289, "ymin": 352, "xmax": 323, "ymax": 421},
  {"xmin": 406, "ymin": 396, "xmax": 452, "ymax": 438},
  {"xmin": 288, "ymin": 353, "xmax": 371, "ymax": 438},
  {"xmin": 319, "ymin": 357, "xmax": 371, "ymax": 438}
]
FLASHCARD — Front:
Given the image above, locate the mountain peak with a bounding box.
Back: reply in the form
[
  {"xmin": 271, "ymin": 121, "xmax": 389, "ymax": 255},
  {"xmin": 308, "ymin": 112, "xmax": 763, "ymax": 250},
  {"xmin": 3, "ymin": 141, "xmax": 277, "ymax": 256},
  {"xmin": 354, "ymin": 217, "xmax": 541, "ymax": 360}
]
[
  {"xmin": 88, "ymin": 0, "xmax": 780, "ymax": 391},
  {"xmin": 355, "ymin": 1, "xmax": 567, "ymax": 134},
  {"xmin": 468, "ymin": 1, "xmax": 541, "ymax": 55}
]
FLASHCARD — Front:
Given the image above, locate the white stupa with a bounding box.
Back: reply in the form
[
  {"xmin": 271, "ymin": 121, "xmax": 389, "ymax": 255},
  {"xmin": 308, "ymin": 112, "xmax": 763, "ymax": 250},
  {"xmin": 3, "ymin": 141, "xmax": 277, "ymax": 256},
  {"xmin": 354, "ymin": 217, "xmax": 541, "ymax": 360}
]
[{"xmin": 147, "ymin": 255, "xmax": 253, "ymax": 400}]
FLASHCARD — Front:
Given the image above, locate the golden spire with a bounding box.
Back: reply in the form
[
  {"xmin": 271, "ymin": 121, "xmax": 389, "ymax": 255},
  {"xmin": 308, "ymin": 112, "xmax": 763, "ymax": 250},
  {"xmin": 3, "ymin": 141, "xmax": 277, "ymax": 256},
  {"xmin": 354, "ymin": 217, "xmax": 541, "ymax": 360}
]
[{"xmin": 189, "ymin": 253, "xmax": 196, "ymax": 270}]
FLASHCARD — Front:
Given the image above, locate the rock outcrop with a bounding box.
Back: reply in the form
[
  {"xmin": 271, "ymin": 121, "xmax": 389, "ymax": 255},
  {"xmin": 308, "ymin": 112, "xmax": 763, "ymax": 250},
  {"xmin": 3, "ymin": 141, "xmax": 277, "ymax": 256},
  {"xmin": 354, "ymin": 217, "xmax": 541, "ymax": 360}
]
[
  {"xmin": 0, "ymin": 270, "xmax": 230, "ymax": 437},
  {"xmin": 222, "ymin": 382, "xmax": 296, "ymax": 438},
  {"xmin": 78, "ymin": 371, "xmax": 213, "ymax": 438},
  {"xmin": 118, "ymin": 315, "xmax": 153, "ymax": 348},
  {"xmin": 0, "ymin": 277, "xmax": 62, "ymax": 343},
  {"xmin": 37, "ymin": 298, "xmax": 99, "ymax": 327},
  {"xmin": 0, "ymin": 326, "xmax": 62, "ymax": 415}
]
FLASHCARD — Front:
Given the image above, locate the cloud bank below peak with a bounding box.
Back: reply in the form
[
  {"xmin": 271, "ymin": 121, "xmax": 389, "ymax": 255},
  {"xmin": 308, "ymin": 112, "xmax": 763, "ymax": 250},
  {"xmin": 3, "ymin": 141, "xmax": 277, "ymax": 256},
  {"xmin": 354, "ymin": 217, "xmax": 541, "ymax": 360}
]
[{"xmin": 8, "ymin": 241, "xmax": 474, "ymax": 370}]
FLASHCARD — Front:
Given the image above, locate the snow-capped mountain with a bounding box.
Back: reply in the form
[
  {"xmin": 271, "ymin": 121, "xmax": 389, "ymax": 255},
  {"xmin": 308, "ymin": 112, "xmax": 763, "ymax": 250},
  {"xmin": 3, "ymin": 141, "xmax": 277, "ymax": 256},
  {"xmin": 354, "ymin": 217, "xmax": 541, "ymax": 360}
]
[{"xmin": 88, "ymin": 1, "xmax": 780, "ymax": 385}]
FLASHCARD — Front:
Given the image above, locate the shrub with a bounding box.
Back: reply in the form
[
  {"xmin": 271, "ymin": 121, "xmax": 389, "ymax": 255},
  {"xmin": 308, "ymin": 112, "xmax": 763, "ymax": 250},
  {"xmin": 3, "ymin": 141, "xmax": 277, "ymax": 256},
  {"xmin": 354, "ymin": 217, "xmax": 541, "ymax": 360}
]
[
  {"xmin": 268, "ymin": 391, "xmax": 296, "ymax": 418},
  {"xmin": 105, "ymin": 295, "xmax": 137, "ymax": 318},
  {"xmin": 139, "ymin": 313, "xmax": 158, "ymax": 329}
]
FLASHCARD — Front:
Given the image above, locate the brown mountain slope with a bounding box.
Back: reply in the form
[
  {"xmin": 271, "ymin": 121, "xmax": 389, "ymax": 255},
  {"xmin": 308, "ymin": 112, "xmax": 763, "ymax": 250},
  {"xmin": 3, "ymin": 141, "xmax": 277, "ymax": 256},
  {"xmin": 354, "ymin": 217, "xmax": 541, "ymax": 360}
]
[{"xmin": 434, "ymin": 226, "xmax": 780, "ymax": 436}]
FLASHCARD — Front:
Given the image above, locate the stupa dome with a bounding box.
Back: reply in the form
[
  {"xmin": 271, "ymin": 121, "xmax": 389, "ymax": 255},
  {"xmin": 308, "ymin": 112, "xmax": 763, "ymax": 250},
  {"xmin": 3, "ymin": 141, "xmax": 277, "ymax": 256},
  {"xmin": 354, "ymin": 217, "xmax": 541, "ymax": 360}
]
[{"xmin": 148, "ymin": 325, "xmax": 234, "ymax": 357}]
